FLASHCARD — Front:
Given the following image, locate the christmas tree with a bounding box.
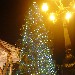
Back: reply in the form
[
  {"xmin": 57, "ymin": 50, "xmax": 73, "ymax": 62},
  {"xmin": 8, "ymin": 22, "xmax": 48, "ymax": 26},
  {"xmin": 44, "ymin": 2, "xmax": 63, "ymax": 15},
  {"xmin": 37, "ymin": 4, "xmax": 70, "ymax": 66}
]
[{"xmin": 19, "ymin": 2, "xmax": 56, "ymax": 75}]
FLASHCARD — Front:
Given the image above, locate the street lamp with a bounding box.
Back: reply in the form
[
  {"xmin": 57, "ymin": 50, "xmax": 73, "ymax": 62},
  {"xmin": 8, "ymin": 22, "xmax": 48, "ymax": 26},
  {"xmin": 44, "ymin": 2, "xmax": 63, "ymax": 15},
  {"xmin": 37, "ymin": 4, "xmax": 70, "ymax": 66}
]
[
  {"xmin": 49, "ymin": 13, "xmax": 56, "ymax": 22},
  {"xmin": 42, "ymin": 3, "xmax": 48, "ymax": 12},
  {"xmin": 42, "ymin": 3, "xmax": 56, "ymax": 23},
  {"xmin": 65, "ymin": 12, "xmax": 72, "ymax": 20},
  {"xmin": 41, "ymin": 1, "xmax": 75, "ymax": 74}
]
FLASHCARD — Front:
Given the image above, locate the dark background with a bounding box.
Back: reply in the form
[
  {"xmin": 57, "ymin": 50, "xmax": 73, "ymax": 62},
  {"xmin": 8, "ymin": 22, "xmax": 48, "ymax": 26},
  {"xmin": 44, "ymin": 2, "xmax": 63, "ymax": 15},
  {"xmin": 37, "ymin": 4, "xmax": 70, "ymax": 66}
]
[{"xmin": 0, "ymin": 0, "xmax": 33, "ymax": 45}]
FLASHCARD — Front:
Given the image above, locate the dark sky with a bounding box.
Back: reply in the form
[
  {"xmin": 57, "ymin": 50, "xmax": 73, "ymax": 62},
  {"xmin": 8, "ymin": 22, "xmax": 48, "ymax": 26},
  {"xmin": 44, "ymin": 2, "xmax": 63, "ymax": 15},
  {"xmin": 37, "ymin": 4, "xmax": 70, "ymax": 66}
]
[{"xmin": 0, "ymin": 0, "xmax": 32, "ymax": 45}]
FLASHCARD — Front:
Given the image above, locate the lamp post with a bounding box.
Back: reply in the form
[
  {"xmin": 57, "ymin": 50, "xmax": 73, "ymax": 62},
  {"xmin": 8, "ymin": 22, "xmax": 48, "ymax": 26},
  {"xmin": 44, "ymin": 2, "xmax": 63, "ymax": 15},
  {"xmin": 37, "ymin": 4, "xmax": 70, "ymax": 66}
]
[
  {"xmin": 42, "ymin": 3, "xmax": 48, "ymax": 12},
  {"xmin": 41, "ymin": 1, "xmax": 75, "ymax": 74}
]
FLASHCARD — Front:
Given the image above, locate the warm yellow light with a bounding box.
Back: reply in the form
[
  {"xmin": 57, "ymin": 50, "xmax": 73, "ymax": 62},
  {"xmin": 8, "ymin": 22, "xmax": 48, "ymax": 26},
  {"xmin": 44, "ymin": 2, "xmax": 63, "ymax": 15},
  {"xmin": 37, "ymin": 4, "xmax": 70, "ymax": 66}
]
[
  {"xmin": 42, "ymin": 3, "xmax": 48, "ymax": 12},
  {"xmin": 49, "ymin": 13, "xmax": 55, "ymax": 21},
  {"xmin": 73, "ymin": 4, "xmax": 75, "ymax": 9},
  {"xmin": 33, "ymin": 2, "xmax": 36, "ymax": 3},
  {"xmin": 65, "ymin": 12, "xmax": 72, "ymax": 20}
]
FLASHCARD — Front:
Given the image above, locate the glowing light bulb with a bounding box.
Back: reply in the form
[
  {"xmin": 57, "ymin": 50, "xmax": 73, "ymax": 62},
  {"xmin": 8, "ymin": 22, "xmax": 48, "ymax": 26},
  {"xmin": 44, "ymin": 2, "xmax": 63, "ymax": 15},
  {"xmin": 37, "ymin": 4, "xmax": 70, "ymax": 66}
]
[
  {"xmin": 42, "ymin": 3, "xmax": 48, "ymax": 11},
  {"xmin": 65, "ymin": 12, "xmax": 72, "ymax": 20},
  {"xmin": 33, "ymin": 2, "xmax": 36, "ymax": 4},
  {"xmin": 49, "ymin": 13, "xmax": 55, "ymax": 21}
]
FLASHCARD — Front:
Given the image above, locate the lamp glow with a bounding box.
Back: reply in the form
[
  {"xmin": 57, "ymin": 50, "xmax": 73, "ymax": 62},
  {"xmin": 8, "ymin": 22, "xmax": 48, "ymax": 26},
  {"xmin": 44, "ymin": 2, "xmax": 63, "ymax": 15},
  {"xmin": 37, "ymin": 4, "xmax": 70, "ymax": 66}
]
[
  {"xmin": 49, "ymin": 13, "xmax": 55, "ymax": 21},
  {"xmin": 73, "ymin": 4, "xmax": 75, "ymax": 9},
  {"xmin": 65, "ymin": 12, "xmax": 72, "ymax": 20},
  {"xmin": 42, "ymin": 3, "xmax": 48, "ymax": 12}
]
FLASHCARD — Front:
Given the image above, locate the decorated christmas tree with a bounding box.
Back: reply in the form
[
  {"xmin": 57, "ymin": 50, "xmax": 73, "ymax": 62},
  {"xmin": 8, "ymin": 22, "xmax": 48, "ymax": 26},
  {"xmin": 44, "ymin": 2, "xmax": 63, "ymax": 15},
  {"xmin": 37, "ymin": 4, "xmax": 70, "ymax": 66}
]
[{"xmin": 19, "ymin": 2, "xmax": 56, "ymax": 75}]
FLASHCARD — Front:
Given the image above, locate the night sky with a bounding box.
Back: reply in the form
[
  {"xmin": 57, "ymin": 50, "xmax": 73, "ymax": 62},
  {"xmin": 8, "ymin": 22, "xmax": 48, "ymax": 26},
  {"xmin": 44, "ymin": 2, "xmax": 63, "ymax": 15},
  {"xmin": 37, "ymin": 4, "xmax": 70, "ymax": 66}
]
[{"xmin": 0, "ymin": 0, "xmax": 31, "ymax": 45}]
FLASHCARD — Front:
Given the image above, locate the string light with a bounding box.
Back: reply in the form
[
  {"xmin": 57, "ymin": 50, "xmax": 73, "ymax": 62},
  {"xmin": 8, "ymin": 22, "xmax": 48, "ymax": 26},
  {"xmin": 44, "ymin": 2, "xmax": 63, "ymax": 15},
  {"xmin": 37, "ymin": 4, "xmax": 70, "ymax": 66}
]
[{"xmin": 19, "ymin": 2, "xmax": 56, "ymax": 75}]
